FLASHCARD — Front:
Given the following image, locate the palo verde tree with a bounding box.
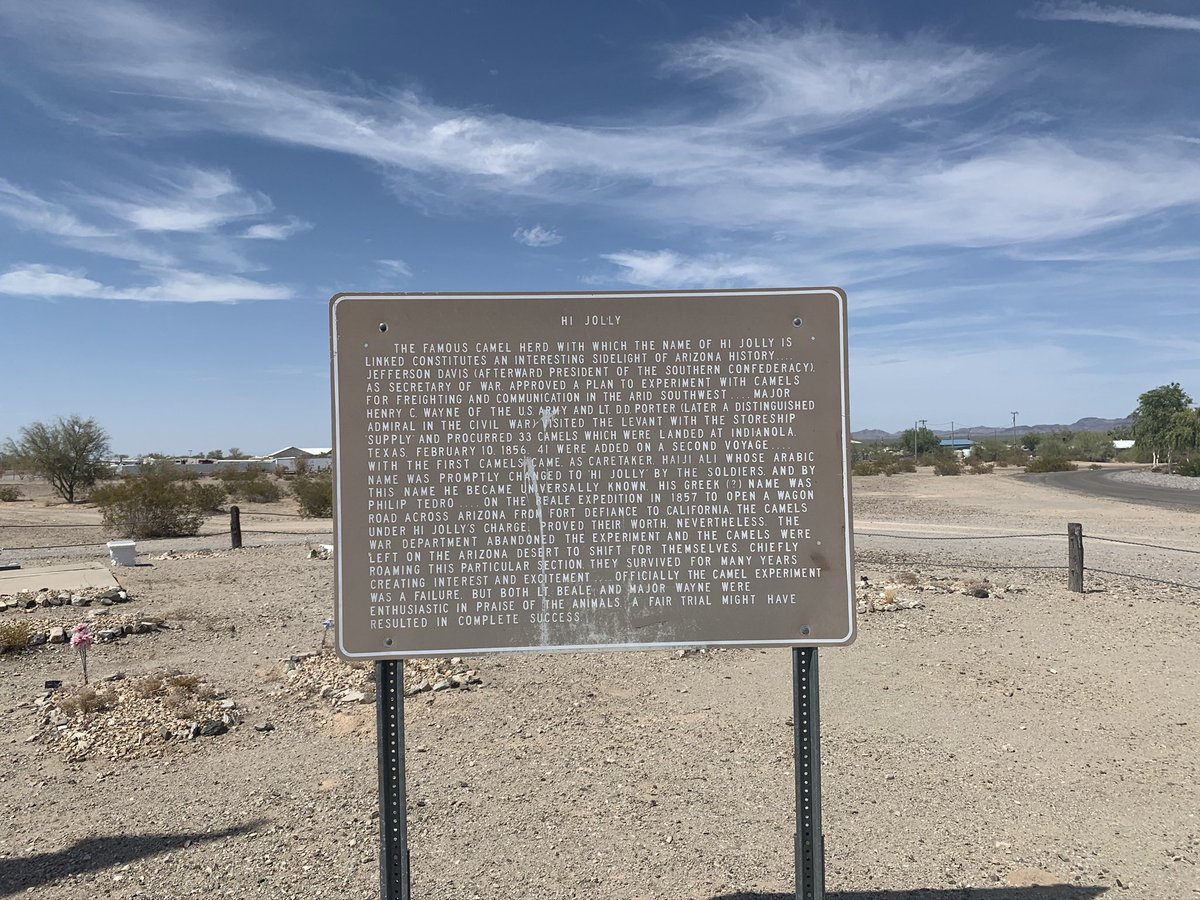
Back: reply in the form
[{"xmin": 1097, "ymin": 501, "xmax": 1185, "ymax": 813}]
[
  {"xmin": 2, "ymin": 415, "xmax": 111, "ymax": 502},
  {"xmin": 1130, "ymin": 383, "xmax": 1197, "ymax": 470}
]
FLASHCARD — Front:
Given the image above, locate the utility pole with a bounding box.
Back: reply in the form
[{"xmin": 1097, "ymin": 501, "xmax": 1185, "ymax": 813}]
[
  {"xmin": 912, "ymin": 421, "xmax": 918, "ymax": 460},
  {"xmin": 1010, "ymin": 411, "xmax": 1019, "ymax": 447},
  {"xmin": 918, "ymin": 419, "xmax": 927, "ymax": 459}
]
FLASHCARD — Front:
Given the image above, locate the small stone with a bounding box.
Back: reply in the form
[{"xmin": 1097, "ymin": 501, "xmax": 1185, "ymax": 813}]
[
  {"xmin": 432, "ymin": 679, "xmax": 453, "ymax": 692},
  {"xmin": 117, "ymin": 591, "xmax": 128, "ymax": 601},
  {"xmin": 197, "ymin": 720, "xmax": 227, "ymax": 737},
  {"xmin": 218, "ymin": 699, "xmax": 237, "ymax": 710},
  {"xmin": 337, "ymin": 690, "xmax": 366, "ymax": 704},
  {"xmin": 28, "ymin": 631, "xmax": 48, "ymax": 646},
  {"xmin": 48, "ymin": 627, "xmax": 67, "ymax": 644},
  {"xmin": 254, "ymin": 721, "xmax": 274, "ymax": 732}
]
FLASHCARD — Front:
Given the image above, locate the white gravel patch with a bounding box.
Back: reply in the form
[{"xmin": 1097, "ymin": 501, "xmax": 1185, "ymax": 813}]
[{"xmin": 1108, "ymin": 469, "xmax": 1200, "ymax": 491}]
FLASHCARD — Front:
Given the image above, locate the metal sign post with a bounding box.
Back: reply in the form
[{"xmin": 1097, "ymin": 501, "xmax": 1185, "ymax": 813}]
[
  {"xmin": 793, "ymin": 647, "xmax": 825, "ymax": 900},
  {"xmin": 377, "ymin": 661, "xmax": 411, "ymax": 900}
]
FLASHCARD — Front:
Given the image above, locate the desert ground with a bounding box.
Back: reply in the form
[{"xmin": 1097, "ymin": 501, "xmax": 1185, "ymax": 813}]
[{"xmin": 0, "ymin": 468, "xmax": 1197, "ymax": 899}]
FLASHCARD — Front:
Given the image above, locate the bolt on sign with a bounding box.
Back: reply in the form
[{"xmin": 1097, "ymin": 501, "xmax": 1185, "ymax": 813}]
[{"xmin": 330, "ymin": 289, "xmax": 854, "ymax": 659}]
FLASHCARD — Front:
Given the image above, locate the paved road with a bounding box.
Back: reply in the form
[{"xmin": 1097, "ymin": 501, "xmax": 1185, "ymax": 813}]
[{"xmin": 1025, "ymin": 467, "xmax": 1200, "ymax": 511}]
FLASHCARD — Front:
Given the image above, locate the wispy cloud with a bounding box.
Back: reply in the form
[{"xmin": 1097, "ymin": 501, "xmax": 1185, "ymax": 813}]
[
  {"xmin": 0, "ymin": 168, "xmax": 304, "ymax": 296},
  {"xmin": 1028, "ymin": 2, "xmax": 1200, "ymax": 32},
  {"xmin": 0, "ymin": 1, "xmax": 1194, "ymax": 261},
  {"xmin": 668, "ymin": 24, "xmax": 1014, "ymax": 126},
  {"xmin": 513, "ymin": 225, "xmax": 561, "ymax": 247},
  {"xmin": 377, "ymin": 258, "xmax": 412, "ymax": 277},
  {"xmin": 0, "ymin": 263, "xmax": 292, "ymax": 302},
  {"xmin": 241, "ymin": 216, "xmax": 312, "ymax": 240},
  {"xmin": 0, "ymin": 263, "xmax": 105, "ymax": 298},
  {"xmin": 601, "ymin": 250, "xmax": 783, "ymax": 288},
  {"xmin": 0, "ymin": 178, "xmax": 108, "ymax": 238},
  {"xmin": 92, "ymin": 166, "xmax": 271, "ymax": 233},
  {"xmin": 0, "ymin": 1, "xmax": 1193, "ymax": 260}
]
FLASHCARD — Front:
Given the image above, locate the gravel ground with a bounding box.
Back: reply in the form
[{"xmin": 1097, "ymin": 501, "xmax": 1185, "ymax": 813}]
[
  {"xmin": 1110, "ymin": 469, "xmax": 1200, "ymax": 491},
  {"xmin": 1, "ymin": 470, "xmax": 1197, "ymax": 899}
]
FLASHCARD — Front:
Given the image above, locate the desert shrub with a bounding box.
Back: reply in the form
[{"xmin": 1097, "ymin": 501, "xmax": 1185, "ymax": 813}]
[
  {"xmin": 933, "ymin": 457, "xmax": 963, "ymax": 476},
  {"xmin": 93, "ymin": 474, "xmax": 205, "ymax": 538},
  {"xmin": 891, "ymin": 458, "xmax": 917, "ymax": 473},
  {"xmin": 1025, "ymin": 457, "xmax": 1078, "ymax": 473},
  {"xmin": 236, "ymin": 477, "xmax": 284, "ymax": 503},
  {"xmin": 190, "ymin": 481, "xmax": 228, "ymax": 511},
  {"xmin": 292, "ymin": 470, "xmax": 333, "ymax": 517},
  {"xmin": 968, "ymin": 461, "xmax": 995, "ymax": 474},
  {"xmin": 0, "ymin": 620, "xmax": 34, "ymax": 653},
  {"xmin": 128, "ymin": 670, "xmax": 218, "ymax": 718},
  {"xmin": 1175, "ymin": 457, "xmax": 1200, "ymax": 477},
  {"xmin": 0, "ymin": 485, "xmax": 21, "ymax": 502},
  {"xmin": 852, "ymin": 461, "xmax": 880, "ymax": 476},
  {"xmin": 219, "ymin": 469, "xmax": 284, "ymax": 503},
  {"xmin": 57, "ymin": 685, "xmax": 118, "ymax": 716}
]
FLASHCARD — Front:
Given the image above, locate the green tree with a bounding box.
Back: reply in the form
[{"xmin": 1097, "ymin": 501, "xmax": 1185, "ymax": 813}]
[
  {"xmin": 1165, "ymin": 408, "xmax": 1200, "ymax": 468},
  {"xmin": 970, "ymin": 437, "xmax": 1009, "ymax": 462},
  {"xmin": 898, "ymin": 426, "xmax": 941, "ymax": 457},
  {"xmin": 1066, "ymin": 431, "xmax": 1115, "ymax": 462},
  {"xmin": 1131, "ymin": 383, "xmax": 1194, "ymax": 469},
  {"xmin": 2, "ymin": 416, "xmax": 111, "ymax": 503}
]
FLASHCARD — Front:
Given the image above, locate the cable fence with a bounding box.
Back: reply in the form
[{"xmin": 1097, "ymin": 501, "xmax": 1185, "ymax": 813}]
[
  {"xmin": 855, "ymin": 523, "xmax": 1200, "ymax": 592},
  {"xmin": 3, "ymin": 516, "xmax": 1198, "ymax": 591}
]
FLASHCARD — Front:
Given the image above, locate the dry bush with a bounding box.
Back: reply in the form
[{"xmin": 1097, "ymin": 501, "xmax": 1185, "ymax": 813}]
[
  {"xmin": 0, "ymin": 485, "xmax": 22, "ymax": 502},
  {"xmin": 0, "ymin": 620, "xmax": 34, "ymax": 653},
  {"xmin": 933, "ymin": 457, "xmax": 964, "ymax": 476},
  {"xmin": 896, "ymin": 571, "xmax": 921, "ymax": 585},
  {"xmin": 1025, "ymin": 457, "xmax": 1078, "ymax": 474},
  {"xmin": 57, "ymin": 685, "xmax": 118, "ymax": 716}
]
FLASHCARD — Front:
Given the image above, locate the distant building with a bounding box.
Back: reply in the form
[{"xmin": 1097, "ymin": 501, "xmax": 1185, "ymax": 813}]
[
  {"xmin": 1112, "ymin": 439, "xmax": 1135, "ymax": 450},
  {"xmin": 939, "ymin": 438, "xmax": 975, "ymax": 459},
  {"xmin": 267, "ymin": 446, "xmax": 333, "ymax": 474}
]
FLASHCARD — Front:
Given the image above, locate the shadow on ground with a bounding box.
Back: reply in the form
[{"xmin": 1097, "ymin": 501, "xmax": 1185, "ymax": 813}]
[
  {"xmin": 0, "ymin": 821, "xmax": 262, "ymax": 896},
  {"xmin": 714, "ymin": 889, "xmax": 1107, "ymax": 900}
]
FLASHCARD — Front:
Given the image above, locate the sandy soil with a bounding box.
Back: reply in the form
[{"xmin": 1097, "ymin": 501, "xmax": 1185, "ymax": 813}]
[{"xmin": 1, "ymin": 469, "xmax": 1197, "ymax": 899}]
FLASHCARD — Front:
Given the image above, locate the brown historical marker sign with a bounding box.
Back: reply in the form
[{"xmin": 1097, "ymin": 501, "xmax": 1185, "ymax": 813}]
[{"xmin": 331, "ymin": 289, "xmax": 854, "ymax": 659}]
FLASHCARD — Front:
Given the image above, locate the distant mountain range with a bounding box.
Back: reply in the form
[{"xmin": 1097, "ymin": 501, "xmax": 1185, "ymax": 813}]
[{"xmin": 851, "ymin": 417, "xmax": 1133, "ymax": 443}]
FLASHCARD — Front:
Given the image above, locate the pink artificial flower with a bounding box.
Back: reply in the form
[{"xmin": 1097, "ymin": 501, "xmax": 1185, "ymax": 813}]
[{"xmin": 70, "ymin": 623, "xmax": 94, "ymax": 650}]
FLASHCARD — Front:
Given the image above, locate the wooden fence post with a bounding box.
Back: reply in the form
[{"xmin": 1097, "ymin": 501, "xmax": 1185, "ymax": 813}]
[
  {"xmin": 231, "ymin": 505, "xmax": 242, "ymax": 550},
  {"xmin": 1068, "ymin": 522, "xmax": 1083, "ymax": 593}
]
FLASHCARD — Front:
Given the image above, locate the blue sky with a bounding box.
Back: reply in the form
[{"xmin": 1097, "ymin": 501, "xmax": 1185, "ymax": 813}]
[{"xmin": 2, "ymin": 0, "xmax": 1199, "ymax": 453}]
